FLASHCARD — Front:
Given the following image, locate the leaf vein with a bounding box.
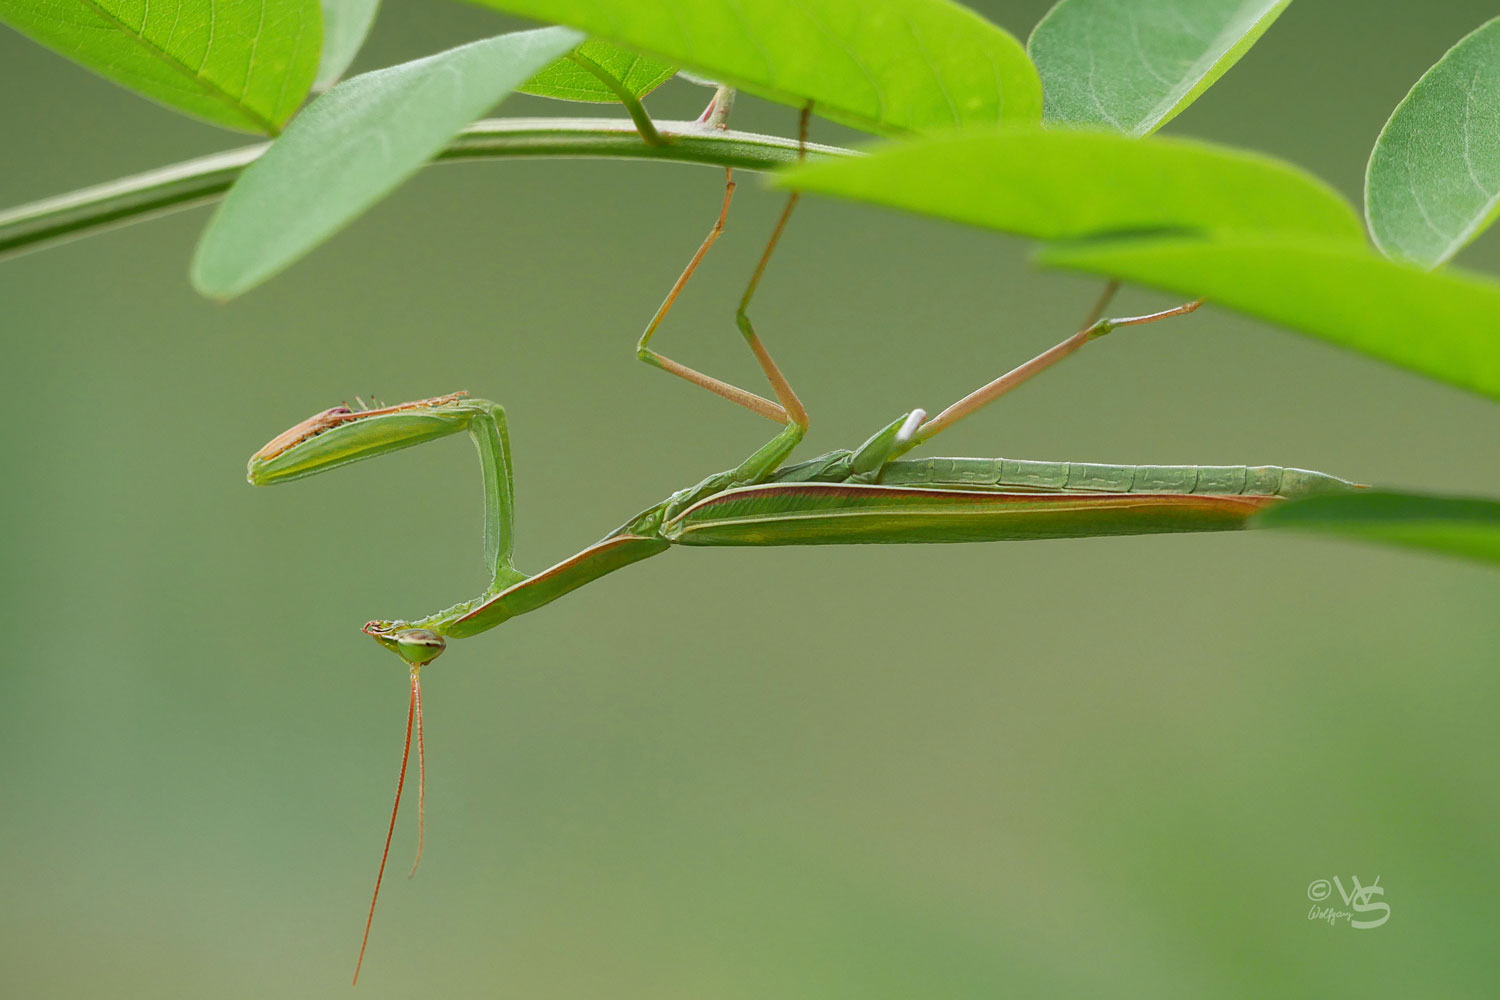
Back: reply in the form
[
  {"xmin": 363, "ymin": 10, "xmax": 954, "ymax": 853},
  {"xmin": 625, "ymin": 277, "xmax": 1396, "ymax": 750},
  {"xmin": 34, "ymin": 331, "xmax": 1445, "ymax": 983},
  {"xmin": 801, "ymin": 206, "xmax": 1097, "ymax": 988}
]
[
  {"xmin": 899, "ymin": 12, "xmax": 957, "ymax": 126},
  {"xmin": 70, "ymin": 0, "xmax": 280, "ymax": 133},
  {"xmin": 794, "ymin": 4, "xmax": 884, "ymax": 123},
  {"xmin": 1461, "ymin": 66, "xmax": 1492, "ymax": 198},
  {"xmin": 1128, "ymin": 14, "xmax": 1172, "ymax": 87}
]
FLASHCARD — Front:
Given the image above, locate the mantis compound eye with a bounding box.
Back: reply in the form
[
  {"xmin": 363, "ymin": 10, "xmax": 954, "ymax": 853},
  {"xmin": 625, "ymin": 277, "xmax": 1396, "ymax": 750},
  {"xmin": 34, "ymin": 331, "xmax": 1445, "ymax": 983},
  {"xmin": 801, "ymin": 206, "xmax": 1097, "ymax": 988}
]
[{"xmin": 364, "ymin": 622, "xmax": 447, "ymax": 667}]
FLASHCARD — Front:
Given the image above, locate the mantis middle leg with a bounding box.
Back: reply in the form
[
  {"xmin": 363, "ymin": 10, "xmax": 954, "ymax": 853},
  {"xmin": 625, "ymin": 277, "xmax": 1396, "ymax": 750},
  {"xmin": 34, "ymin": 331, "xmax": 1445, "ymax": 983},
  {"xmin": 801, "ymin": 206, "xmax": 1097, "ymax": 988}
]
[{"xmin": 635, "ymin": 105, "xmax": 815, "ymax": 495}]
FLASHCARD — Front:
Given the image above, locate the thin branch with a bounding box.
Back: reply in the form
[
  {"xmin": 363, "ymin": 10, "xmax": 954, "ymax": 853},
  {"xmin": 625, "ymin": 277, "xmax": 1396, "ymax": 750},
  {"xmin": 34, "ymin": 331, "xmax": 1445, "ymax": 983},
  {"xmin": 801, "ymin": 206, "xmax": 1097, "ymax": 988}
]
[{"xmin": 0, "ymin": 117, "xmax": 853, "ymax": 263}]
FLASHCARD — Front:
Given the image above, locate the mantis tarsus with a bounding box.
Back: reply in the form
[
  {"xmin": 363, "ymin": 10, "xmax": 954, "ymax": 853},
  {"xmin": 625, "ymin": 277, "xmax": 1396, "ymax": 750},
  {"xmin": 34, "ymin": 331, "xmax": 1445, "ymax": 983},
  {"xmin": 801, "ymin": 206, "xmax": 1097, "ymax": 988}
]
[{"xmin": 247, "ymin": 110, "xmax": 1358, "ymax": 983}]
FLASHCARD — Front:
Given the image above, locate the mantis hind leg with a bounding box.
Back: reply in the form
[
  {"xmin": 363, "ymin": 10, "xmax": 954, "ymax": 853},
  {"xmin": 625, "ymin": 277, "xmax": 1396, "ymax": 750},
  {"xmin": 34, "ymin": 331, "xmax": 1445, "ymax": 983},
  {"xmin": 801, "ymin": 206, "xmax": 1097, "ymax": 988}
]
[{"xmin": 888, "ymin": 285, "xmax": 1203, "ymax": 463}]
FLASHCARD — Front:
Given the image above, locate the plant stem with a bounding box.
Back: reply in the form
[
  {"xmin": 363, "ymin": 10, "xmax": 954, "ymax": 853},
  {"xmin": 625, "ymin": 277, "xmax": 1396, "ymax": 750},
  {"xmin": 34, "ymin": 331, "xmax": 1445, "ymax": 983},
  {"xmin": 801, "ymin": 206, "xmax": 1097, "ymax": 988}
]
[
  {"xmin": 0, "ymin": 117, "xmax": 853, "ymax": 263},
  {"xmin": 564, "ymin": 54, "xmax": 668, "ymax": 146}
]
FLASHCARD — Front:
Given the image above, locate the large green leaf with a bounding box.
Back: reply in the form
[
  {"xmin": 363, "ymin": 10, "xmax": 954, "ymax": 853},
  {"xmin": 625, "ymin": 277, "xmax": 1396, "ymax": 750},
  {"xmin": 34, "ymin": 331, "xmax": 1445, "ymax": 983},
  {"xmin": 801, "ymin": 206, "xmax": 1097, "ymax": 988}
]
[
  {"xmin": 1256, "ymin": 491, "xmax": 1500, "ymax": 567},
  {"xmin": 463, "ymin": 0, "xmax": 1041, "ymax": 134},
  {"xmin": 778, "ymin": 129, "xmax": 1362, "ymax": 242},
  {"xmin": 1037, "ymin": 234, "xmax": 1500, "ymax": 401},
  {"xmin": 192, "ymin": 27, "xmax": 582, "ymax": 298},
  {"xmin": 520, "ymin": 38, "xmax": 675, "ymax": 103},
  {"xmin": 1366, "ymin": 17, "xmax": 1500, "ymax": 268},
  {"xmin": 313, "ymin": 0, "xmax": 379, "ymax": 91},
  {"xmin": 0, "ymin": 0, "xmax": 320, "ymax": 134},
  {"xmin": 1027, "ymin": 0, "xmax": 1291, "ymax": 136}
]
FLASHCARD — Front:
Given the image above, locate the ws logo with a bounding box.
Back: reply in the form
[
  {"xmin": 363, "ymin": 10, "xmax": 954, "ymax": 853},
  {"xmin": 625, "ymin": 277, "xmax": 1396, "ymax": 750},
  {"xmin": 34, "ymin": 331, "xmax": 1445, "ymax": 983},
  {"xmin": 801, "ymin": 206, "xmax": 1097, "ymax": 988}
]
[{"xmin": 1306, "ymin": 876, "xmax": 1390, "ymax": 929}]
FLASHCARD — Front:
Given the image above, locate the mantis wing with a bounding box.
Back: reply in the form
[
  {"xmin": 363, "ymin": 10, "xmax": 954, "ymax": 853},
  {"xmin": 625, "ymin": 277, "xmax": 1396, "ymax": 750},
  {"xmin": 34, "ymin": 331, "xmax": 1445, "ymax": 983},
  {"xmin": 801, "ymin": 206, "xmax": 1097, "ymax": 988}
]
[{"xmin": 664, "ymin": 483, "xmax": 1277, "ymax": 546}]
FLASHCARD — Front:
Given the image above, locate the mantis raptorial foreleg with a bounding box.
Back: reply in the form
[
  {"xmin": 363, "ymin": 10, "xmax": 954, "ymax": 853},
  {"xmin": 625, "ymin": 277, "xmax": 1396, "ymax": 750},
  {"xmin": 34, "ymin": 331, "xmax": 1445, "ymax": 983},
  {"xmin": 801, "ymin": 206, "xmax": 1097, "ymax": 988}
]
[{"xmin": 247, "ymin": 393, "xmax": 527, "ymax": 985}]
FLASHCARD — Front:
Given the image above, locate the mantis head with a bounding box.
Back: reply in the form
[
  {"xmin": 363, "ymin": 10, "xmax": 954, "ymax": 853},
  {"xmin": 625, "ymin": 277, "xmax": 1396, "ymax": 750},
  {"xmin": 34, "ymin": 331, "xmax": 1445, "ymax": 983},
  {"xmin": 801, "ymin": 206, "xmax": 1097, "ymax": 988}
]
[{"xmin": 363, "ymin": 622, "xmax": 447, "ymax": 667}]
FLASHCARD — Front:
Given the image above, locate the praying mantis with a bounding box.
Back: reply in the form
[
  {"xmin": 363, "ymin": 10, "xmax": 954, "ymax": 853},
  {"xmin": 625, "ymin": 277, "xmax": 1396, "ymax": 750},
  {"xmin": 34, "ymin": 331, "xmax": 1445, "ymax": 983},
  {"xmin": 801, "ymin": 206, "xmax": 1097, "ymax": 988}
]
[{"xmin": 247, "ymin": 112, "xmax": 1359, "ymax": 982}]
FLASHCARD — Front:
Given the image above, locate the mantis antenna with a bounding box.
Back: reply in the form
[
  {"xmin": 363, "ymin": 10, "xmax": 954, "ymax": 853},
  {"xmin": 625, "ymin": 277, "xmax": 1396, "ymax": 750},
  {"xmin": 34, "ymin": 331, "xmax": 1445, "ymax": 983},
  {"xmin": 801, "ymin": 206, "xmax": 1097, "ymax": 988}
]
[{"xmin": 353, "ymin": 630, "xmax": 444, "ymax": 985}]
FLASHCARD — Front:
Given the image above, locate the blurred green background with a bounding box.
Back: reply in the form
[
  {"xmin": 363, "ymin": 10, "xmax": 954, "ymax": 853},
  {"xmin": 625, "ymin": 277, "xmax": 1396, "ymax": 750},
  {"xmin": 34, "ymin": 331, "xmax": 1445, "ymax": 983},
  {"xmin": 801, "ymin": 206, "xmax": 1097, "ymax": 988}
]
[{"xmin": 3, "ymin": 2, "xmax": 1499, "ymax": 996}]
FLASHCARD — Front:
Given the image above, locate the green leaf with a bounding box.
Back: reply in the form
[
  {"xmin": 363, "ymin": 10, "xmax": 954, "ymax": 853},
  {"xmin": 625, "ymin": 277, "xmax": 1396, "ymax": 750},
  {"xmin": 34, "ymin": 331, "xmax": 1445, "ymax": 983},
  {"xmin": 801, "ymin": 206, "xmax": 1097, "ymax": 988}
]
[
  {"xmin": 192, "ymin": 26, "xmax": 582, "ymax": 299},
  {"xmin": 1366, "ymin": 17, "xmax": 1500, "ymax": 268},
  {"xmin": 778, "ymin": 128, "xmax": 1362, "ymax": 242},
  {"xmin": 1037, "ymin": 233, "xmax": 1500, "ymax": 402},
  {"xmin": 1027, "ymin": 0, "xmax": 1291, "ymax": 136},
  {"xmin": 463, "ymin": 0, "xmax": 1041, "ymax": 134},
  {"xmin": 520, "ymin": 38, "xmax": 675, "ymax": 103},
  {"xmin": 314, "ymin": 0, "xmax": 379, "ymax": 91},
  {"xmin": 0, "ymin": 0, "xmax": 321, "ymax": 134},
  {"xmin": 1256, "ymin": 491, "xmax": 1500, "ymax": 567}
]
